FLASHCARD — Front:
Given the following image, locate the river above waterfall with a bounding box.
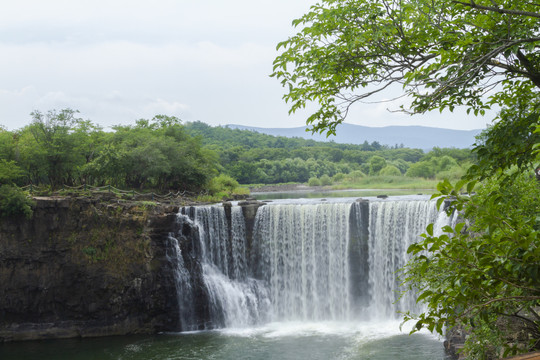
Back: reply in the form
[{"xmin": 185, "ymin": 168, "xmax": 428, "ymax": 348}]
[
  {"xmin": 251, "ymin": 188, "xmax": 436, "ymax": 200},
  {"xmin": 0, "ymin": 321, "xmax": 450, "ymax": 359}
]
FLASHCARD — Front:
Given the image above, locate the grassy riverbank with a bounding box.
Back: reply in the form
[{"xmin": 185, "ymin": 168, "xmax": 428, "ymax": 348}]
[
  {"xmin": 331, "ymin": 176, "xmax": 440, "ymax": 190},
  {"xmin": 249, "ymin": 176, "xmax": 440, "ymax": 194}
]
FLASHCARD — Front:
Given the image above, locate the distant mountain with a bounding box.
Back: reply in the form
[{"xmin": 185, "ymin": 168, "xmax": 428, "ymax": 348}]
[{"xmin": 227, "ymin": 123, "xmax": 483, "ymax": 150}]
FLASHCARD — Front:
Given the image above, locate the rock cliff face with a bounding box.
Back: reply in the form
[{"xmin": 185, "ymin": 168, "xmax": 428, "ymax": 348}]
[{"xmin": 0, "ymin": 197, "xmax": 181, "ymax": 342}]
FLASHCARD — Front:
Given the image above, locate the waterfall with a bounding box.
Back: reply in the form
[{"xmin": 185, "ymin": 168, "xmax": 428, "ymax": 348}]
[
  {"xmin": 175, "ymin": 206, "xmax": 271, "ymax": 329},
  {"xmin": 367, "ymin": 199, "xmax": 457, "ymax": 319},
  {"xmin": 166, "ymin": 234, "xmax": 197, "ymax": 330},
  {"xmin": 253, "ymin": 203, "xmax": 352, "ymax": 321},
  {"xmin": 368, "ymin": 200, "xmax": 438, "ymax": 318},
  {"xmin": 170, "ymin": 197, "xmax": 455, "ymax": 330}
]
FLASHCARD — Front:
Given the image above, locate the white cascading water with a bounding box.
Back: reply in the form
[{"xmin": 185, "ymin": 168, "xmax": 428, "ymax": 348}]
[
  {"xmin": 253, "ymin": 202, "xmax": 352, "ymax": 321},
  {"xmin": 192, "ymin": 206, "xmax": 270, "ymax": 328},
  {"xmin": 173, "ymin": 197, "xmax": 456, "ymax": 330},
  {"xmin": 166, "ymin": 234, "xmax": 197, "ymax": 330},
  {"xmin": 368, "ymin": 200, "xmax": 443, "ymax": 318}
]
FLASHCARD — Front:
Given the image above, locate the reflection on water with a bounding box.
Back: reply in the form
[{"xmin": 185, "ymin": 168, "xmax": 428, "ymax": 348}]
[
  {"xmin": 0, "ymin": 321, "xmax": 451, "ymax": 360},
  {"xmin": 252, "ymin": 189, "xmax": 435, "ymax": 201}
]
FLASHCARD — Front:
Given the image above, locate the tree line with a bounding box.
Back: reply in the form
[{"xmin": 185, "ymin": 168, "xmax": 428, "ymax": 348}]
[
  {"xmin": 184, "ymin": 121, "xmax": 474, "ymax": 184},
  {"xmin": 0, "ymin": 110, "xmax": 218, "ymax": 192},
  {"xmin": 0, "ymin": 111, "xmax": 476, "ymax": 194},
  {"xmin": 1, "ymin": 109, "xmax": 477, "ymax": 195}
]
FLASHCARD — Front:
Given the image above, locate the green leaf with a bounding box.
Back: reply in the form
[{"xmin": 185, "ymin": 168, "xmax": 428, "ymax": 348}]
[
  {"xmin": 426, "ymin": 223, "xmax": 434, "ymax": 236},
  {"xmin": 466, "ymin": 180, "xmax": 477, "ymax": 194},
  {"xmin": 436, "ymin": 196, "xmax": 445, "ymax": 210},
  {"xmin": 442, "ymin": 225, "xmax": 454, "ymax": 234},
  {"xmin": 417, "ymin": 290, "xmax": 433, "ymax": 304}
]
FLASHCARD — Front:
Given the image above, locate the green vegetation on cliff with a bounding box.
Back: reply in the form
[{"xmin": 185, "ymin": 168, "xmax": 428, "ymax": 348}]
[
  {"xmin": 0, "ymin": 185, "xmax": 34, "ymax": 219},
  {"xmin": 1, "ymin": 112, "xmax": 218, "ymax": 192}
]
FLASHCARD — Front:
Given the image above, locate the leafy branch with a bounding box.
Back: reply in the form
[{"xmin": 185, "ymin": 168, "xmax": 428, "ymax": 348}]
[{"xmin": 453, "ymin": 0, "xmax": 540, "ymax": 19}]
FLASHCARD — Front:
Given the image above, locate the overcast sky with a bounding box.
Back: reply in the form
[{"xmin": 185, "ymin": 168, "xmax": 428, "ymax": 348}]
[{"xmin": 0, "ymin": 0, "xmax": 493, "ymax": 132}]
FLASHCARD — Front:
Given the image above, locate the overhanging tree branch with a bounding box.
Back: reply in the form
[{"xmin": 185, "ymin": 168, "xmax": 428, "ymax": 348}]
[{"xmin": 453, "ymin": 0, "xmax": 540, "ymax": 19}]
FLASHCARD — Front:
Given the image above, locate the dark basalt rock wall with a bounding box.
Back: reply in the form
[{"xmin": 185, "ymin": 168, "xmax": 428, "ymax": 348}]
[
  {"xmin": 349, "ymin": 199, "xmax": 370, "ymax": 315},
  {"xmin": 0, "ymin": 197, "xmax": 180, "ymax": 342}
]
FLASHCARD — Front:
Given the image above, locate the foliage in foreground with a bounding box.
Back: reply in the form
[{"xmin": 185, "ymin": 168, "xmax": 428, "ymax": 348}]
[
  {"xmin": 273, "ymin": 0, "xmax": 540, "ymax": 136},
  {"xmin": 274, "ymin": 0, "xmax": 540, "ymax": 357},
  {"xmin": 403, "ymin": 96, "xmax": 540, "ymax": 358},
  {"xmin": 404, "ymin": 172, "xmax": 540, "ymax": 357}
]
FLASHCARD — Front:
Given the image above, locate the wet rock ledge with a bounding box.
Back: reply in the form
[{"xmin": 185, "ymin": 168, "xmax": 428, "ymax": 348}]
[{"xmin": 0, "ymin": 197, "xmax": 181, "ymax": 342}]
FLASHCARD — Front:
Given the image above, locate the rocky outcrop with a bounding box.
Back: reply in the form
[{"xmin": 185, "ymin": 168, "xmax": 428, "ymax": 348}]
[
  {"xmin": 0, "ymin": 197, "xmax": 181, "ymax": 342},
  {"xmin": 444, "ymin": 326, "xmax": 467, "ymax": 359},
  {"xmin": 349, "ymin": 199, "xmax": 370, "ymax": 314},
  {"xmin": 237, "ymin": 198, "xmax": 266, "ymax": 252}
]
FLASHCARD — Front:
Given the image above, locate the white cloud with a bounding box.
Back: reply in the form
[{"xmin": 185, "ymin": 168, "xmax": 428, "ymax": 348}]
[
  {"xmin": 142, "ymin": 98, "xmax": 191, "ymax": 118},
  {"xmin": 0, "ymin": 0, "xmax": 491, "ymax": 132}
]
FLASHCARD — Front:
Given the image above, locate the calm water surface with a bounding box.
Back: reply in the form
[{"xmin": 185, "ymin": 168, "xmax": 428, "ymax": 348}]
[
  {"xmin": 252, "ymin": 189, "xmax": 435, "ymax": 201},
  {"xmin": 0, "ymin": 321, "xmax": 450, "ymax": 360}
]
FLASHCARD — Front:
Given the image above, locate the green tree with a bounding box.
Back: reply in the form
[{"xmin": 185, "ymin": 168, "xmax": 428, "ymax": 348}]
[
  {"xmin": 15, "ymin": 128, "xmax": 49, "ymax": 185},
  {"xmin": 27, "ymin": 109, "xmax": 87, "ymax": 188},
  {"xmin": 0, "ymin": 128, "xmax": 17, "ymax": 161},
  {"xmin": 405, "ymin": 161, "xmax": 436, "ymax": 178},
  {"xmin": 320, "ymin": 174, "xmax": 333, "ymax": 186},
  {"xmin": 379, "ymin": 165, "xmax": 401, "ymax": 177},
  {"xmin": 405, "ymin": 173, "xmax": 540, "ymax": 358},
  {"xmin": 70, "ymin": 120, "xmax": 106, "ymax": 185},
  {"xmin": 0, "ymin": 160, "xmax": 25, "ymax": 185},
  {"xmin": 94, "ymin": 116, "xmax": 217, "ymax": 191},
  {"xmin": 389, "ymin": 159, "xmax": 410, "ymax": 174},
  {"xmin": 368, "ymin": 155, "xmax": 387, "ymax": 175},
  {"xmin": 0, "ymin": 184, "xmax": 34, "ymax": 219},
  {"xmin": 274, "ymin": 0, "xmax": 540, "ymax": 356}
]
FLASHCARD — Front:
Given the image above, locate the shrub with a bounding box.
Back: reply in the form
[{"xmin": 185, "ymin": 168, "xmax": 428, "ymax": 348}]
[
  {"xmin": 436, "ymin": 165, "xmax": 466, "ymax": 181},
  {"xmin": 308, "ymin": 177, "xmax": 321, "ymax": 186},
  {"xmin": 359, "ymin": 163, "xmax": 370, "ymax": 174},
  {"xmin": 347, "ymin": 170, "xmax": 366, "ymax": 181},
  {"xmin": 436, "ymin": 155, "xmax": 458, "ymax": 172},
  {"xmin": 389, "ymin": 159, "xmax": 410, "ymax": 174},
  {"xmin": 208, "ymin": 174, "xmax": 240, "ymax": 195},
  {"xmin": 320, "ymin": 174, "xmax": 333, "ymax": 186},
  {"xmin": 369, "ymin": 155, "xmax": 387, "ymax": 175},
  {"xmin": 332, "ymin": 172, "xmax": 346, "ymax": 182},
  {"xmin": 379, "ymin": 165, "xmax": 402, "ymax": 176},
  {"xmin": 0, "ymin": 185, "xmax": 34, "ymax": 219},
  {"xmin": 405, "ymin": 161, "xmax": 436, "ymax": 178}
]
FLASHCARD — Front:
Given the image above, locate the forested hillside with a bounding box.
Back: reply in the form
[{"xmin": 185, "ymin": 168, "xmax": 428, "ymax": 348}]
[
  {"xmin": 227, "ymin": 123, "xmax": 482, "ymax": 150},
  {"xmin": 184, "ymin": 121, "xmax": 474, "ymax": 184}
]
